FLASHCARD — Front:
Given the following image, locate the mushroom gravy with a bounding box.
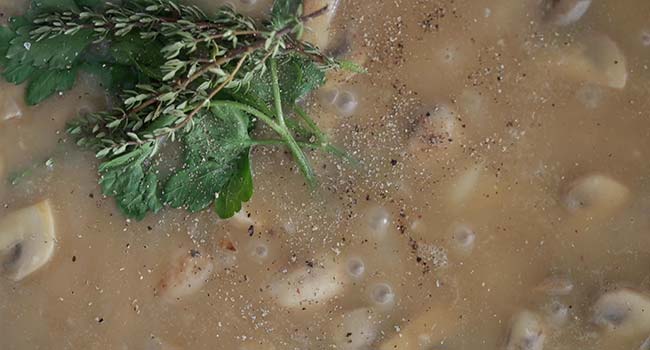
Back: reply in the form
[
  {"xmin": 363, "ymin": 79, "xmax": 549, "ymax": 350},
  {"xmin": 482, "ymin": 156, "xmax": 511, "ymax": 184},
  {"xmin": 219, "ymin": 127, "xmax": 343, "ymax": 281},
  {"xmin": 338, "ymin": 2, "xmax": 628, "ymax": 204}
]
[{"xmin": 2, "ymin": 0, "xmax": 650, "ymax": 349}]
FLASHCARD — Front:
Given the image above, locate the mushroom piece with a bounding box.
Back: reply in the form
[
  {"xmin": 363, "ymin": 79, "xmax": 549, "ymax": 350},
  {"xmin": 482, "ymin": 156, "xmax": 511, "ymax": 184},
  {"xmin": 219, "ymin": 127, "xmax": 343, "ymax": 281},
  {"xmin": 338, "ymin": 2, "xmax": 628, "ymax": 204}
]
[
  {"xmin": 269, "ymin": 255, "xmax": 347, "ymax": 309},
  {"xmin": 546, "ymin": 34, "xmax": 628, "ymax": 89},
  {"xmin": 303, "ymin": 0, "xmax": 340, "ymax": 50},
  {"xmin": 543, "ymin": 0, "xmax": 592, "ymax": 26},
  {"xmin": 0, "ymin": 84, "xmax": 23, "ymax": 122},
  {"xmin": 0, "ymin": 200, "xmax": 56, "ymax": 281},
  {"xmin": 331, "ymin": 308, "xmax": 378, "ymax": 350},
  {"xmin": 563, "ymin": 173, "xmax": 629, "ymax": 215},
  {"xmin": 593, "ymin": 288, "xmax": 650, "ymax": 337},
  {"xmin": 155, "ymin": 248, "xmax": 214, "ymax": 302},
  {"xmin": 407, "ymin": 104, "xmax": 464, "ymax": 166},
  {"xmin": 379, "ymin": 303, "xmax": 460, "ymax": 350},
  {"xmin": 504, "ymin": 310, "xmax": 546, "ymax": 350}
]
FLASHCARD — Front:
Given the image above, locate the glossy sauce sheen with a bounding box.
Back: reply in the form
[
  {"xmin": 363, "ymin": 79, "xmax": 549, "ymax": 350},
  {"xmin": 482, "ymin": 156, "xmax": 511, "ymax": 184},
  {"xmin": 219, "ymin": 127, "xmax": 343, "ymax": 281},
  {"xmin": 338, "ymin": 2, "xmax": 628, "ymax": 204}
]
[{"xmin": 1, "ymin": 0, "xmax": 650, "ymax": 349}]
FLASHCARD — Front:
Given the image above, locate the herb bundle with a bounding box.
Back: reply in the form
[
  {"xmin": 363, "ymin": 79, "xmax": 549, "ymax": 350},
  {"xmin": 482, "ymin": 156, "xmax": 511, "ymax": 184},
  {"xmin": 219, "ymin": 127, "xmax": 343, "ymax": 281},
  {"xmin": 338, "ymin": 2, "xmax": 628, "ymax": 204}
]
[{"xmin": 0, "ymin": 0, "xmax": 356, "ymax": 220}]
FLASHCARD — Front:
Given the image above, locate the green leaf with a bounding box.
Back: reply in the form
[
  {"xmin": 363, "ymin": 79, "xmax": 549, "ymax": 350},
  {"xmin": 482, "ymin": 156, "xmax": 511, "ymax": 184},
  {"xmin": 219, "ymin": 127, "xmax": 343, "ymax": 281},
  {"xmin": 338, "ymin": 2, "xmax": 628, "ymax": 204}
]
[
  {"xmin": 79, "ymin": 61, "xmax": 138, "ymax": 90},
  {"xmin": 25, "ymin": 68, "xmax": 77, "ymax": 105},
  {"xmin": 164, "ymin": 106, "xmax": 252, "ymax": 213},
  {"xmin": 0, "ymin": 27, "xmax": 15, "ymax": 66},
  {"xmin": 248, "ymin": 54, "xmax": 325, "ymax": 106},
  {"xmin": 215, "ymin": 151, "xmax": 253, "ymax": 218},
  {"xmin": 339, "ymin": 60, "xmax": 367, "ymax": 74},
  {"xmin": 111, "ymin": 34, "xmax": 165, "ymax": 80},
  {"xmin": 271, "ymin": 0, "xmax": 302, "ymax": 28},
  {"xmin": 2, "ymin": 61, "xmax": 35, "ymax": 84},
  {"xmin": 6, "ymin": 28, "xmax": 95, "ymax": 69},
  {"xmin": 99, "ymin": 144, "xmax": 163, "ymax": 220}
]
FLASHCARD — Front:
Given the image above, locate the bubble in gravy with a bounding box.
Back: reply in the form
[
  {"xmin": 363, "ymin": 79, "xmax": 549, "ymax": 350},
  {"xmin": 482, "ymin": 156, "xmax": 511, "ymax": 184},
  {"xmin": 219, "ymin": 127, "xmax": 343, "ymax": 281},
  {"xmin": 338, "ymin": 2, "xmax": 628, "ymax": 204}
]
[
  {"xmin": 346, "ymin": 257, "xmax": 365, "ymax": 278},
  {"xmin": 248, "ymin": 240, "xmax": 269, "ymax": 261},
  {"xmin": 451, "ymin": 224, "xmax": 476, "ymax": 253},
  {"xmin": 370, "ymin": 283, "xmax": 395, "ymax": 305},
  {"xmin": 365, "ymin": 206, "xmax": 391, "ymax": 238}
]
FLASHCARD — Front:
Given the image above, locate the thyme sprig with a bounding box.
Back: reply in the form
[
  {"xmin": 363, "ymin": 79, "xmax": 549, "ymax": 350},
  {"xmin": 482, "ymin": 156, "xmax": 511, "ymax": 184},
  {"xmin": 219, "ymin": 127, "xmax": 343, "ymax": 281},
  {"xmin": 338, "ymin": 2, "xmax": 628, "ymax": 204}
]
[{"xmin": 0, "ymin": 0, "xmax": 355, "ymax": 220}]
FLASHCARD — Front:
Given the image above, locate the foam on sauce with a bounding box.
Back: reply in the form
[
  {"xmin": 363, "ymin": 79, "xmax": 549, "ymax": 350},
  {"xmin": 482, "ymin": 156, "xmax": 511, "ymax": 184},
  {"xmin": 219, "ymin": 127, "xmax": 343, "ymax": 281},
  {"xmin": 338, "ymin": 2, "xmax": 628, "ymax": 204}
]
[{"xmin": 2, "ymin": 0, "xmax": 650, "ymax": 349}]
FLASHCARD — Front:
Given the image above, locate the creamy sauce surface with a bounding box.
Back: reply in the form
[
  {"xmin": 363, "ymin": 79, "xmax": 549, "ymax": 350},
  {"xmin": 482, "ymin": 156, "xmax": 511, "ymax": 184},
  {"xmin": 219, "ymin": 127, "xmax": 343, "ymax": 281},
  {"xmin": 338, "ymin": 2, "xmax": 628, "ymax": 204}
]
[{"xmin": 2, "ymin": 0, "xmax": 650, "ymax": 349}]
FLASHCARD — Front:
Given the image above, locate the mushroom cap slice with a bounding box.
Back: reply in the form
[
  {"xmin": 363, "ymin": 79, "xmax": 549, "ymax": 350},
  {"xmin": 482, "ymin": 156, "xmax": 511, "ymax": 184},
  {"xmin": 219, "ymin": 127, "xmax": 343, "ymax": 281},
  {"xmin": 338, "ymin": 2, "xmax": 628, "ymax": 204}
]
[
  {"xmin": 544, "ymin": 0, "xmax": 592, "ymax": 26},
  {"xmin": 563, "ymin": 173, "xmax": 629, "ymax": 215},
  {"xmin": 156, "ymin": 248, "xmax": 214, "ymax": 302},
  {"xmin": 505, "ymin": 310, "xmax": 546, "ymax": 350},
  {"xmin": 0, "ymin": 200, "xmax": 56, "ymax": 281},
  {"xmin": 548, "ymin": 34, "xmax": 628, "ymax": 89},
  {"xmin": 593, "ymin": 288, "xmax": 650, "ymax": 337}
]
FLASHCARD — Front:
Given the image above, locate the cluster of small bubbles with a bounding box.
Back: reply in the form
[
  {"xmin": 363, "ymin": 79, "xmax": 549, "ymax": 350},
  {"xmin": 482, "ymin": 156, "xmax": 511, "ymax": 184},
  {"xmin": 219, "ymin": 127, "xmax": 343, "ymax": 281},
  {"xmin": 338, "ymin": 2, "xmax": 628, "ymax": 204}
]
[
  {"xmin": 416, "ymin": 243, "xmax": 448, "ymax": 269},
  {"xmin": 346, "ymin": 257, "xmax": 365, "ymax": 278},
  {"xmin": 370, "ymin": 283, "xmax": 395, "ymax": 305}
]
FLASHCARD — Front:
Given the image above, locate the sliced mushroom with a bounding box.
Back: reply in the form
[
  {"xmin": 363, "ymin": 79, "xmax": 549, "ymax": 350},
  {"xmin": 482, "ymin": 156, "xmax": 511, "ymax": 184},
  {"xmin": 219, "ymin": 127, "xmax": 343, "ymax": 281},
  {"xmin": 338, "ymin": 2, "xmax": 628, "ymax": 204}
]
[
  {"xmin": 0, "ymin": 200, "xmax": 56, "ymax": 281},
  {"xmin": 546, "ymin": 34, "xmax": 628, "ymax": 89},
  {"xmin": 0, "ymin": 84, "xmax": 23, "ymax": 122},
  {"xmin": 563, "ymin": 173, "xmax": 629, "ymax": 215},
  {"xmin": 407, "ymin": 104, "xmax": 463, "ymax": 164},
  {"xmin": 639, "ymin": 335, "xmax": 650, "ymax": 350},
  {"xmin": 331, "ymin": 308, "xmax": 378, "ymax": 350},
  {"xmin": 593, "ymin": 288, "xmax": 650, "ymax": 336},
  {"xmin": 448, "ymin": 162, "xmax": 484, "ymax": 206},
  {"xmin": 303, "ymin": 0, "xmax": 340, "ymax": 49},
  {"xmin": 543, "ymin": 0, "xmax": 592, "ymax": 26},
  {"xmin": 155, "ymin": 248, "xmax": 214, "ymax": 302},
  {"xmin": 504, "ymin": 310, "xmax": 546, "ymax": 350},
  {"xmin": 379, "ymin": 303, "xmax": 460, "ymax": 350},
  {"xmin": 269, "ymin": 255, "xmax": 347, "ymax": 309}
]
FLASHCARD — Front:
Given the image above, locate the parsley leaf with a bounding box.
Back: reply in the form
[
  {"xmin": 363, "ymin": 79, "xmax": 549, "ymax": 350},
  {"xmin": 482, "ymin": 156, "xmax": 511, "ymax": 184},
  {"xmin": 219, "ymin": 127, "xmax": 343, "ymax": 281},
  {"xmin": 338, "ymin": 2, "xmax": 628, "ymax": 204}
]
[
  {"xmin": 249, "ymin": 54, "xmax": 325, "ymax": 106},
  {"xmin": 26, "ymin": 68, "xmax": 77, "ymax": 105},
  {"xmin": 6, "ymin": 28, "xmax": 94, "ymax": 69},
  {"xmin": 98, "ymin": 143, "xmax": 163, "ymax": 220},
  {"xmin": 164, "ymin": 106, "xmax": 252, "ymax": 213},
  {"xmin": 215, "ymin": 151, "xmax": 253, "ymax": 218},
  {"xmin": 0, "ymin": 27, "xmax": 15, "ymax": 66}
]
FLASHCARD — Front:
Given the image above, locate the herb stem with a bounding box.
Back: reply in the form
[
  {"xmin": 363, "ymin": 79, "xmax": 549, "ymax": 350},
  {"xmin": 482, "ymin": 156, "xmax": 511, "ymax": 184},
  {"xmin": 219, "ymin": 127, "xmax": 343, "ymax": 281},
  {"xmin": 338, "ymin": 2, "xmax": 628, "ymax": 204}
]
[
  {"xmin": 211, "ymin": 100, "xmax": 316, "ymax": 186},
  {"xmin": 269, "ymin": 58, "xmax": 286, "ymax": 127},
  {"xmin": 293, "ymin": 105, "xmax": 326, "ymax": 143}
]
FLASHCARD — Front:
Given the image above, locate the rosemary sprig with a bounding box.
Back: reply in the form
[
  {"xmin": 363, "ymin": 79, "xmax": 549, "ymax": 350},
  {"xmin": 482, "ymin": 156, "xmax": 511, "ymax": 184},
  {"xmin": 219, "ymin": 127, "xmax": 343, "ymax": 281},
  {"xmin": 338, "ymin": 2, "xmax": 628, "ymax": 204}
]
[{"xmin": 0, "ymin": 0, "xmax": 355, "ymax": 220}]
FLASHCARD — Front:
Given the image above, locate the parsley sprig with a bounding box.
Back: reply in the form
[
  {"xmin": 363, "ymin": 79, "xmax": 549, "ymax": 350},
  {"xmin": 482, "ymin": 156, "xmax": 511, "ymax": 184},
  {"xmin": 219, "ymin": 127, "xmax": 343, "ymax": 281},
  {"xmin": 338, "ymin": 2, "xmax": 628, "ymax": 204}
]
[{"xmin": 0, "ymin": 0, "xmax": 355, "ymax": 220}]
